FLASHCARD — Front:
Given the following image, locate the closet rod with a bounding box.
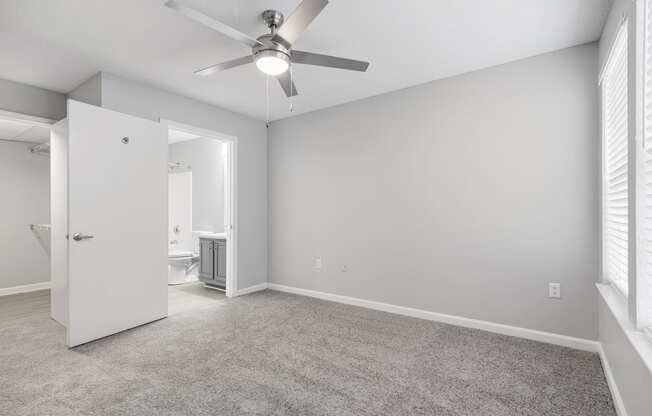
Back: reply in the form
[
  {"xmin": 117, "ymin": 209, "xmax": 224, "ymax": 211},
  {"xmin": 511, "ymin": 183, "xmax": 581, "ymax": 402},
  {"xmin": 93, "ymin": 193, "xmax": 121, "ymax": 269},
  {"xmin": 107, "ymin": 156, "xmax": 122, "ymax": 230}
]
[{"xmin": 0, "ymin": 137, "xmax": 42, "ymax": 144}]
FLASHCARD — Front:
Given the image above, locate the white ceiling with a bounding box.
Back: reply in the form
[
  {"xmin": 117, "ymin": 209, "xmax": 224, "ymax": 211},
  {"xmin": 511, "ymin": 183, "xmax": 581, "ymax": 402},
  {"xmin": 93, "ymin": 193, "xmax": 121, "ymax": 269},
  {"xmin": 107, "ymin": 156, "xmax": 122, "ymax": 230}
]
[
  {"xmin": 0, "ymin": 0, "xmax": 612, "ymax": 121},
  {"xmin": 0, "ymin": 118, "xmax": 50, "ymax": 143}
]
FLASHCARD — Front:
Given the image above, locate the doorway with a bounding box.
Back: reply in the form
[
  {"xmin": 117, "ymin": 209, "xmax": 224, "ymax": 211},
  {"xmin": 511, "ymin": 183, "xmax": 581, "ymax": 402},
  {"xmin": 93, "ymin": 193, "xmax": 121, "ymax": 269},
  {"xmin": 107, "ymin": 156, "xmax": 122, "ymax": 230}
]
[
  {"xmin": 0, "ymin": 109, "xmax": 54, "ymax": 324},
  {"xmin": 22, "ymin": 100, "xmax": 241, "ymax": 347},
  {"xmin": 163, "ymin": 120, "xmax": 237, "ymax": 299}
]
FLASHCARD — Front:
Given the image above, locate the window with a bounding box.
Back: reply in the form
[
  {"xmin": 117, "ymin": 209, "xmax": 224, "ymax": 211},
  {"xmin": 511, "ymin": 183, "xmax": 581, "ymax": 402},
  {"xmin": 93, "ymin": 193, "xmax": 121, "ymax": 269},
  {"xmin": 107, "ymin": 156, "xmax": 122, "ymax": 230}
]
[
  {"xmin": 641, "ymin": 0, "xmax": 652, "ymax": 330},
  {"xmin": 602, "ymin": 22, "xmax": 629, "ymax": 296},
  {"xmin": 601, "ymin": 0, "xmax": 652, "ymax": 347}
]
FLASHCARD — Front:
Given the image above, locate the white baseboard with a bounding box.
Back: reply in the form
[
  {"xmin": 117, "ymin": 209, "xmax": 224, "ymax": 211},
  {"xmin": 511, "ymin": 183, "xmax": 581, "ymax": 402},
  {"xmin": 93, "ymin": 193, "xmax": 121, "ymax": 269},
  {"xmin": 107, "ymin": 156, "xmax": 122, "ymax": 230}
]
[
  {"xmin": 235, "ymin": 282, "xmax": 268, "ymax": 297},
  {"xmin": 598, "ymin": 344, "xmax": 629, "ymax": 416},
  {"xmin": 268, "ymin": 283, "xmax": 600, "ymax": 352},
  {"xmin": 0, "ymin": 281, "xmax": 51, "ymax": 297}
]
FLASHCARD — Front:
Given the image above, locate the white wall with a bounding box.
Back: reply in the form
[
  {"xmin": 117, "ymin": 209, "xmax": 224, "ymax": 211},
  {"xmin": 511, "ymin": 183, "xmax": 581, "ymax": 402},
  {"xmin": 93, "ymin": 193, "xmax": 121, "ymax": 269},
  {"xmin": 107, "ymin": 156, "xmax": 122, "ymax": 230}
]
[
  {"xmin": 169, "ymin": 138, "xmax": 225, "ymax": 233},
  {"xmin": 269, "ymin": 43, "xmax": 600, "ymax": 340},
  {"xmin": 93, "ymin": 72, "xmax": 267, "ymax": 290},
  {"xmin": 0, "ymin": 78, "xmax": 66, "ymax": 120},
  {"xmin": 0, "ymin": 141, "xmax": 50, "ymax": 289}
]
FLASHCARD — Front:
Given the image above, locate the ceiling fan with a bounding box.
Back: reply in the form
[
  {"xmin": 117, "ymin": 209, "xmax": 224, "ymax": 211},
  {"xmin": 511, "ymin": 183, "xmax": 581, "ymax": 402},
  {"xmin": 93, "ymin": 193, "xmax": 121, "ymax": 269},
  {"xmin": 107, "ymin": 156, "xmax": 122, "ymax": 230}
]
[{"xmin": 165, "ymin": 0, "xmax": 370, "ymax": 97}]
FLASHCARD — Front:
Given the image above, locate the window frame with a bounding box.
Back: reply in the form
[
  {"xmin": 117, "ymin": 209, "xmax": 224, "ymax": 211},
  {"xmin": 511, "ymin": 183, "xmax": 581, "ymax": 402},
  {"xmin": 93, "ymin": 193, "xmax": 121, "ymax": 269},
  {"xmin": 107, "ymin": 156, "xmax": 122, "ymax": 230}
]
[
  {"xmin": 603, "ymin": 0, "xmax": 652, "ymax": 336},
  {"xmin": 638, "ymin": 0, "xmax": 652, "ymax": 331},
  {"xmin": 601, "ymin": 19, "xmax": 632, "ymax": 302}
]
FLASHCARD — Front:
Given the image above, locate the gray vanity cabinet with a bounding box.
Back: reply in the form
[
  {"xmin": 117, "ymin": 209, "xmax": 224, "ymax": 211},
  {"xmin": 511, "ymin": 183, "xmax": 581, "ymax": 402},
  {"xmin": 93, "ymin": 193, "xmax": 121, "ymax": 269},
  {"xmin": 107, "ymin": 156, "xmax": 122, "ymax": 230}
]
[
  {"xmin": 215, "ymin": 240, "xmax": 226, "ymax": 283},
  {"xmin": 198, "ymin": 239, "xmax": 214, "ymax": 281},
  {"xmin": 198, "ymin": 237, "xmax": 227, "ymax": 289}
]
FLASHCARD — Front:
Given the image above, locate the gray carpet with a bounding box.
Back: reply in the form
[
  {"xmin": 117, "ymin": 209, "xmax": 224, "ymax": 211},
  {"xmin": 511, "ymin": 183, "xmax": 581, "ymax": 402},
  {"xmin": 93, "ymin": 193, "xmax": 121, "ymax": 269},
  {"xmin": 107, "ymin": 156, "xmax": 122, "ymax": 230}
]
[{"xmin": 0, "ymin": 290, "xmax": 615, "ymax": 416}]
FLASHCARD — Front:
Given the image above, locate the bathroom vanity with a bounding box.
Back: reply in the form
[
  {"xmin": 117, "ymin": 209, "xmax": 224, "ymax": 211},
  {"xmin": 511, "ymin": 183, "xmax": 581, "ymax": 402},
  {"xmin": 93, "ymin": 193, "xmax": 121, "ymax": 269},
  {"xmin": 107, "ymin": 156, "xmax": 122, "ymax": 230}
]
[{"xmin": 198, "ymin": 236, "xmax": 227, "ymax": 289}]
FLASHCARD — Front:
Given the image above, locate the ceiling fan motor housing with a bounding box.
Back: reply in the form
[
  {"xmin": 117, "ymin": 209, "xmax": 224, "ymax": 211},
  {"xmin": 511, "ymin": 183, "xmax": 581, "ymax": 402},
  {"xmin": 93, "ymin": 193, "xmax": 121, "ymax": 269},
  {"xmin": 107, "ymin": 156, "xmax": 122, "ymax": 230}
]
[
  {"xmin": 255, "ymin": 10, "xmax": 290, "ymax": 64},
  {"xmin": 253, "ymin": 34, "xmax": 291, "ymax": 67}
]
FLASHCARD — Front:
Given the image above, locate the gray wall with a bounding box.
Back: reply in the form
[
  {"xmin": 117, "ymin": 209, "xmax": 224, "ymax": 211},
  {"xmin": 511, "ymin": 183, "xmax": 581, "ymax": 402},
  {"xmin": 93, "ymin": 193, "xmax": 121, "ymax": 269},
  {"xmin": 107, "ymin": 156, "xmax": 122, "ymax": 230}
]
[
  {"xmin": 0, "ymin": 78, "xmax": 66, "ymax": 120},
  {"xmin": 97, "ymin": 73, "xmax": 267, "ymax": 290},
  {"xmin": 67, "ymin": 73, "xmax": 102, "ymax": 107},
  {"xmin": 169, "ymin": 138, "xmax": 226, "ymax": 233},
  {"xmin": 0, "ymin": 141, "xmax": 50, "ymax": 289},
  {"xmin": 268, "ymin": 43, "xmax": 600, "ymax": 340}
]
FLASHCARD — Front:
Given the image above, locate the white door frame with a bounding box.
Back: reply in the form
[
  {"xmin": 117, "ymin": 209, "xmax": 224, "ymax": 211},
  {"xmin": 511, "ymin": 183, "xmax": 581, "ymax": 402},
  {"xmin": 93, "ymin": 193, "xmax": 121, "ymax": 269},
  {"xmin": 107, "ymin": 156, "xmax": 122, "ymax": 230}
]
[{"xmin": 160, "ymin": 119, "xmax": 238, "ymax": 298}]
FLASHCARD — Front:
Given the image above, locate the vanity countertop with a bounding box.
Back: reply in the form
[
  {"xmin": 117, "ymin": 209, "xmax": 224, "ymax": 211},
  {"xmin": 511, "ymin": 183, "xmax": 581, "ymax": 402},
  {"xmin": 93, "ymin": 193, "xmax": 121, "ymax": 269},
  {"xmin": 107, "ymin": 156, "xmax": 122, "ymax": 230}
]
[{"xmin": 195, "ymin": 232, "xmax": 227, "ymax": 240}]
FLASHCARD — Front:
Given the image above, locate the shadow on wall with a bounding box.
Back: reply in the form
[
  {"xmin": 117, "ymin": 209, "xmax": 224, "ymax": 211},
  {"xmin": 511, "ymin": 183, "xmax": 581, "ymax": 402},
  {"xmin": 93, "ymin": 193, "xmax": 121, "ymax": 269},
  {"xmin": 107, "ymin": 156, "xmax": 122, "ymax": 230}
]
[{"xmin": 29, "ymin": 225, "xmax": 51, "ymax": 256}]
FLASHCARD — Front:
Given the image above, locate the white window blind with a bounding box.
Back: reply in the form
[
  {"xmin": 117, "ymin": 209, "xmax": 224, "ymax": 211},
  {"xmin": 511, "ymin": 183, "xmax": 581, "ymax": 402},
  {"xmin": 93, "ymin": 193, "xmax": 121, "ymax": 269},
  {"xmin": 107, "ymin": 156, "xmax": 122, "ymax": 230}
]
[
  {"xmin": 641, "ymin": 0, "xmax": 652, "ymax": 327},
  {"xmin": 603, "ymin": 23, "xmax": 629, "ymax": 296}
]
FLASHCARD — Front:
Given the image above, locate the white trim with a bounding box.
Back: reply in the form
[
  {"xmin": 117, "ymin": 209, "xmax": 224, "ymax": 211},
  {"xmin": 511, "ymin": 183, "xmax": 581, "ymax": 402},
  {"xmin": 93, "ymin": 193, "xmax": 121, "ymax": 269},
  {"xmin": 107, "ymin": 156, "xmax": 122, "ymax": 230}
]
[
  {"xmin": 0, "ymin": 109, "xmax": 56, "ymax": 127},
  {"xmin": 268, "ymin": 284, "xmax": 600, "ymax": 352},
  {"xmin": 599, "ymin": 13, "xmax": 630, "ymax": 84},
  {"xmin": 159, "ymin": 119, "xmax": 237, "ymax": 143},
  {"xmin": 159, "ymin": 119, "xmax": 238, "ymax": 299},
  {"xmin": 638, "ymin": 0, "xmax": 652, "ymax": 329},
  {"xmin": 225, "ymin": 138, "xmax": 237, "ymax": 299},
  {"xmin": 0, "ymin": 281, "xmax": 51, "ymax": 297},
  {"xmin": 597, "ymin": 283, "xmax": 652, "ymax": 373},
  {"xmin": 235, "ymin": 282, "xmax": 268, "ymax": 297},
  {"xmin": 201, "ymin": 284, "xmax": 225, "ymax": 293},
  {"xmin": 598, "ymin": 344, "xmax": 629, "ymax": 416}
]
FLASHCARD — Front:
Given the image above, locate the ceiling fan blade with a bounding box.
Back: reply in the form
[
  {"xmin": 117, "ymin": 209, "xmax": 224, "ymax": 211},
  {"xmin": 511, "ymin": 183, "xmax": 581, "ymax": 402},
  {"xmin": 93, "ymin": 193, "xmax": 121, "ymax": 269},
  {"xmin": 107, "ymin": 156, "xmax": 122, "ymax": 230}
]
[
  {"xmin": 165, "ymin": 0, "xmax": 262, "ymax": 48},
  {"xmin": 194, "ymin": 56, "xmax": 253, "ymax": 76},
  {"xmin": 277, "ymin": 71, "xmax": 298, "ymax": 97},
  {"xmin": 271, "ymin": 0, "xmax": 328, "ymax": 49},
  {"xmin": 291, "ymin": 50, "xmax": 369, "ymax": 72}
]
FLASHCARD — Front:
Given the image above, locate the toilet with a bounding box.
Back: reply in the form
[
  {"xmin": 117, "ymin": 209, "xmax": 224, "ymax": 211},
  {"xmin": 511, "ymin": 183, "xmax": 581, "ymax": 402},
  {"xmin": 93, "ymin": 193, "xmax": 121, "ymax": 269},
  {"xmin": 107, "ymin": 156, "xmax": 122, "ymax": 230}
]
[{"xmin": 168, "ymin": 251, "xmax": 198, "ymax": 285}]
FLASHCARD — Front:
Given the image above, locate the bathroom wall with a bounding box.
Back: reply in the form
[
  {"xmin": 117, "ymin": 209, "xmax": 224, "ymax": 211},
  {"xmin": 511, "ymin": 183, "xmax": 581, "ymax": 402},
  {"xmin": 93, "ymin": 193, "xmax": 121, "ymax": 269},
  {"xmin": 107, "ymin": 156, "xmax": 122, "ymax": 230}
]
[
  {"xmin": 168, "ymin": 171, "xmax": 193, "ymax": 253},
  {"xmin": 169, "ymin": 138, "xmax": 226, "ymax": 234},
  {"xmin": 0, "ymin": 141, "xmax": 50, "ymax": 290}
]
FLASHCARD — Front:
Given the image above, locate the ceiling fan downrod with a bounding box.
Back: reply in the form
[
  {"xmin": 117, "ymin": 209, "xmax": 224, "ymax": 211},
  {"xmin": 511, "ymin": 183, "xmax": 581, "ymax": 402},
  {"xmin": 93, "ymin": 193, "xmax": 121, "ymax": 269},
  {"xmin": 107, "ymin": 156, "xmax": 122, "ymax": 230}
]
[{"xmin": 262, "ymin": 10, "xmax": 284, "ymax": 34}]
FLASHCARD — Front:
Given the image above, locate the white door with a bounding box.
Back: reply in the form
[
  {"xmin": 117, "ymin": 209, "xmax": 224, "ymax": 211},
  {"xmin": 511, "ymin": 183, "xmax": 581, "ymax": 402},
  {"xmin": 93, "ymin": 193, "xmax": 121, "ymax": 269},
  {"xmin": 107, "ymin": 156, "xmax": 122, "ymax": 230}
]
[{"xmin": 66, "ymin": 100, "xmax": 168, "ymax": 347}]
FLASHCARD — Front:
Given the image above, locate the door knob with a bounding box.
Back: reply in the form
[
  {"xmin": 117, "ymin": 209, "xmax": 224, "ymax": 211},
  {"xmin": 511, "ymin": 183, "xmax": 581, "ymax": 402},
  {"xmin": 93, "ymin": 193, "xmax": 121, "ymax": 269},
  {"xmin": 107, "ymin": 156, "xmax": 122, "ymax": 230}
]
[{"xmin": 72, "ymin": 233, "xmax": 94, "ymax": 242}]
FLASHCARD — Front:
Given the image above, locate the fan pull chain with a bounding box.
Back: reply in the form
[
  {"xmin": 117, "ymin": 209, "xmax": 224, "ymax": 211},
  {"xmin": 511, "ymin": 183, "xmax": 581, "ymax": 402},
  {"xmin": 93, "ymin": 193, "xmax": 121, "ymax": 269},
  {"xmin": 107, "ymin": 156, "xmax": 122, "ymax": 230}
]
[
  {"xmin": 289, "ymin": 65, "xmax": 294, "ymax": 113},
  {"xmin": 265, "ymin": 75, "xmax": 270, "ymax": 127}
]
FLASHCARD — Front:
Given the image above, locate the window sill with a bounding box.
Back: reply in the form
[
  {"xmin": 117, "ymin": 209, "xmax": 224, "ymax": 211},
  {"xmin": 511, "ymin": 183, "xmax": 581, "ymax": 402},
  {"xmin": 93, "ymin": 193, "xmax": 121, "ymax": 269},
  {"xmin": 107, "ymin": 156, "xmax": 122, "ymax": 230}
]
[{"xmin": 597, "ymin": 283, "xmax": 652, "ymax": 375}]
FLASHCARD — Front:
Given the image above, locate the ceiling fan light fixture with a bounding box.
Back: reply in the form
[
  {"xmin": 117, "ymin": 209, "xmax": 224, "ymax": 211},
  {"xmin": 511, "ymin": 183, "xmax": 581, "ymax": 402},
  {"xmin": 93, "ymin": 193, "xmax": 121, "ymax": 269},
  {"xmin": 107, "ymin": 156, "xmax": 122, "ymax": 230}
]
[
  {"xmin": 254, "ymin": 50, "xmax": 290, "ymax": 76},
  {"xmin": 166, "ymin": 0, "xmax": 370, "ymax": 98}
]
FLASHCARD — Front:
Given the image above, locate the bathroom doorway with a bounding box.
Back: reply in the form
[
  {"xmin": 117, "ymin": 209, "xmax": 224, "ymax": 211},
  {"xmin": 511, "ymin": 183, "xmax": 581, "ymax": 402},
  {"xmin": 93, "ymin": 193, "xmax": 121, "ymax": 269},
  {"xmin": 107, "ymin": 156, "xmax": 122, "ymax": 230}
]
[
  {"xmin": 163, "ymin": 120, "xmax": 237, "ymax": 301},
  {"xmin": 46, "ymin": 102, "xmax": 238, "ymax": 346}
]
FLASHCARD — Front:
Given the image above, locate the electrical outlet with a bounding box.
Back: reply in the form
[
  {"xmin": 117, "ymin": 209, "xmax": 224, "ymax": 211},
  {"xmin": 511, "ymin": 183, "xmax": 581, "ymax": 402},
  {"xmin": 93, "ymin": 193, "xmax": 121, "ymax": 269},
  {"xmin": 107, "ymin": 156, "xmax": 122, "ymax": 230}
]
[
  {"xmin": 314, "ymin": 258, "xmax": 322, "ymax": 269},
  {"xmin": 548, "ymin": 283, "xmax": 561, "ymax": 299}
]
